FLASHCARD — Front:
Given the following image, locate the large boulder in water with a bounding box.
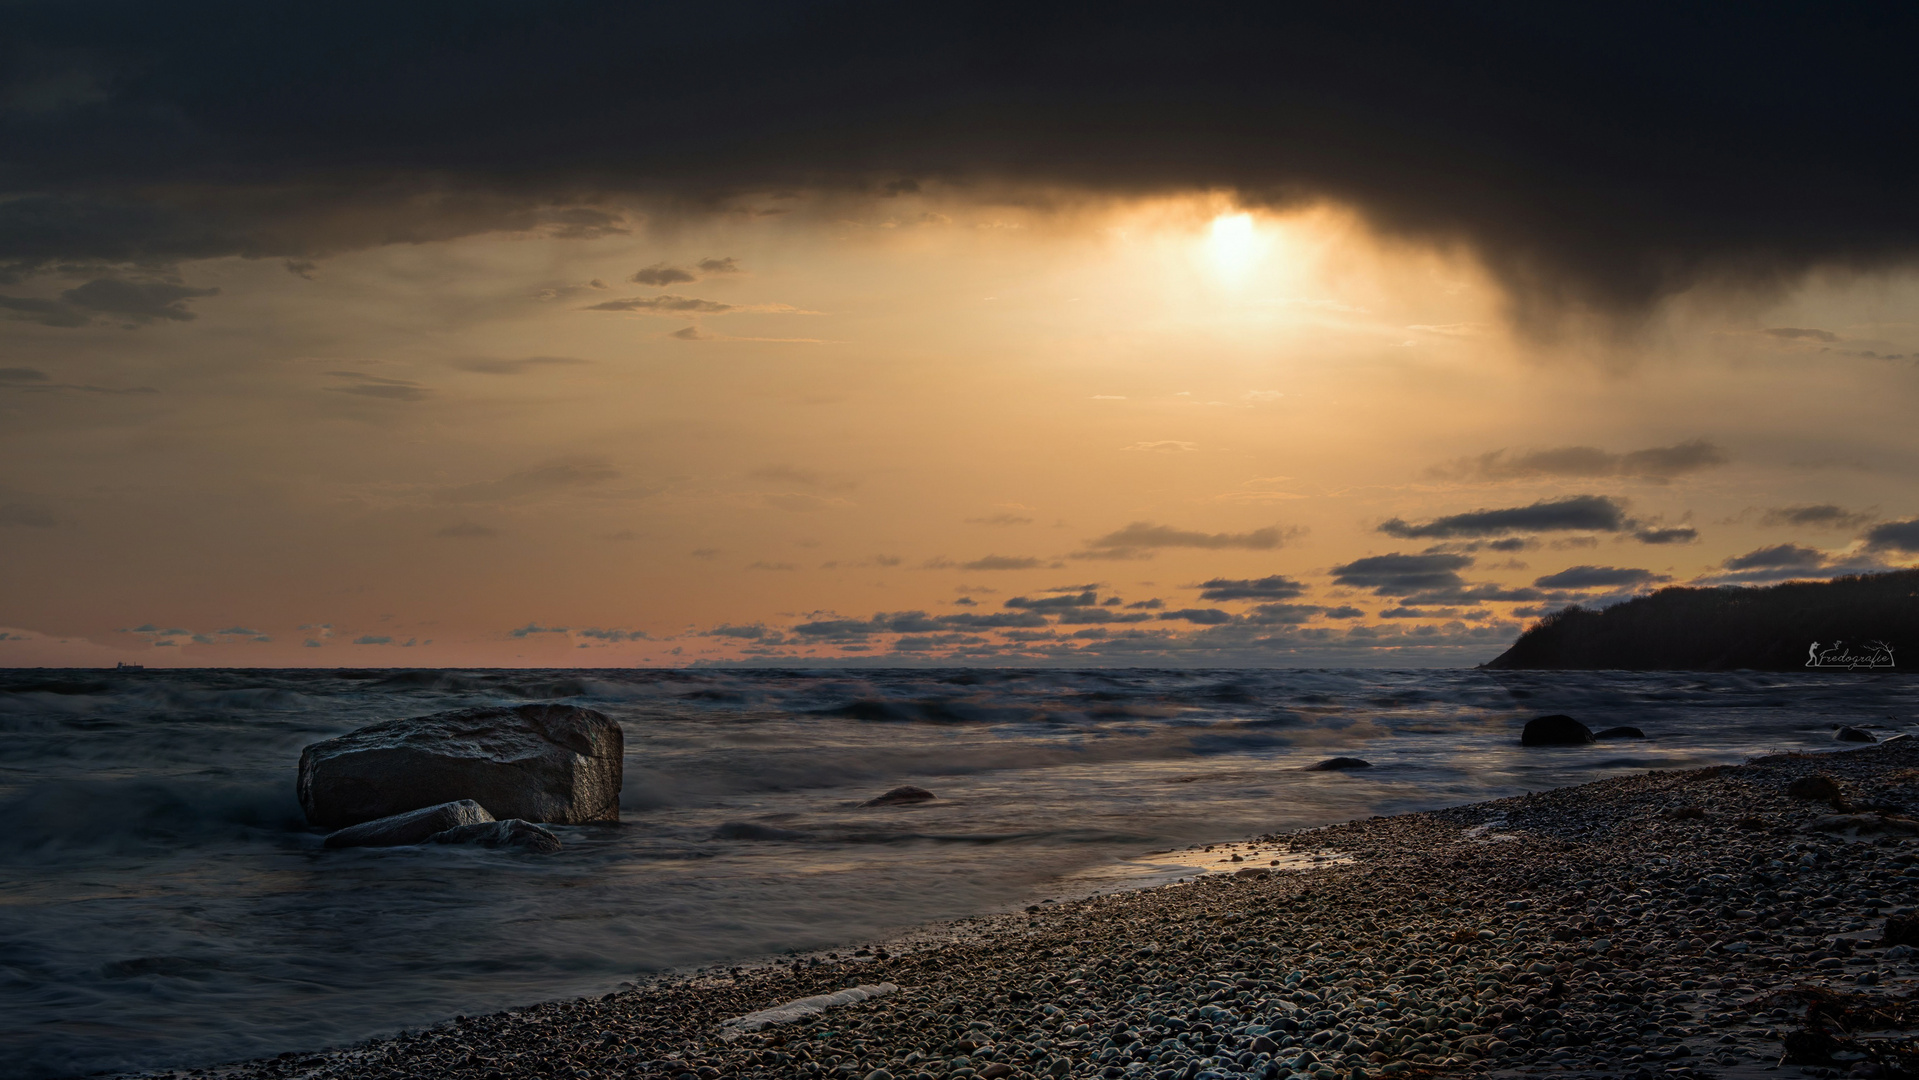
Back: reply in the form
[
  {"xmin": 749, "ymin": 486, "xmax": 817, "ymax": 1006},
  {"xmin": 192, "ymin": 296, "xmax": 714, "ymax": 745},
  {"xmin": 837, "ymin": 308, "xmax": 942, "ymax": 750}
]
[
  {"xmin": 322, "ymin": 798, "xmax": 495, "ymax": 849},
  {"xmin": 1520, "ymin": 714, "xmax": 1595, "ymax": 746},
  {"xmin": 298, "ymin": 703, "xmax": 623, "ymax": 829}
]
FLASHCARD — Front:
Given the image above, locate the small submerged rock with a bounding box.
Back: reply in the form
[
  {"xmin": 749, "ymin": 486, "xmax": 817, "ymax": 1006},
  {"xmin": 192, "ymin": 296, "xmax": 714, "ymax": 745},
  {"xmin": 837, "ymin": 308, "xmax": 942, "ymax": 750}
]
[
  {"xmin": 322, "ymin": 799, "xmax": 494, "ymax": 849},
  {"xmin": 1593, "ymin": 725, "xmax": 1645, "ymax": 739},
  {"xmin": 429, "ymin": 819, "xmax": 562, "ymax": 853},
  {"xmin": 1520, "ymin": 714, "xmax": 1594, "ymax": 746},
  {"xmin": 863, "ymin": 785, "xmax": 935, "ymax": 807},
  {"xmin": 1837, "ymin": 725, "xmax": 1878, "ymax": 743},
  {"xmin": 1307, "ymin": 757, "xmax": 1372, "ymax": 771}
]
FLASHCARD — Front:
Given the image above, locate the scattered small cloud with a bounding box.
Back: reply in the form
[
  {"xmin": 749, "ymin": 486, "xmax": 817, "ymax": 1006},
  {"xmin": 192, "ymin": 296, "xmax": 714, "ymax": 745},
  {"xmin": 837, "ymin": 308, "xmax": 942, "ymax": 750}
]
[
  {"xmin": 1760, "ymin": 504, "xmax": 1877, "ymax": 530},
  {"xmin": 630, "ymin": 263, "xmax": 698, "ymax": 286},
  {"xmin": 0, "ymin": 277, "xmax": 221, "ymax": 328},
  {"xmin": 450, "ymin": 355, "xmax": 590, "ymax": 375},
  {"xmin": 1632, "ymin": 526, "xmax": 1698, "ymax": 544},
  {"xmin": 1076, "ymin": 521, "xmax": 1293, "ymax": 560},
  {"xmin": 746, "ymin": 561, "xmax": 800, "ymax": 571},
  {"xmin": 1763, "ymin": 327, "xmax": 1839, "ymax": 342},
  {"xmin": 1431, "ymin": 439, "xmax": 1726, "ymax": 483},
  {"xmin": 967, "ymin": 512, "xmax": 1034, "ymax": 525},
  {"xmin": 749, "ymin": 465, "xmax": 857, "ymax": 491},
  {"xmin": 508, "ymin": 623, "xmax": 569, "ymax": 638},
  {"xmin": 1531, "ymin": 565, "xmax": 1670, "ymax": 589},
  {"xmin": 1380, "ymin": 495, "xmax": 1628, "ymax": 539},
  {"xmin": 1195, "ymin": 575, "xmax": 1307, "ymax": 601},
  {"xmin": 586, "ymin": 294, "xmax": 733, "ymax": 314},
  {"xmin": 325, "ymin": 371, "xmax": 431, "ymax": 401},
  {"xmin": 440, "ymin": 456, "xmax": 620, "ymax": 503},
  {"xmin": 436, "ymin": 522, "xmax": 498, "ymax": 537},
  {"xmin": 962, "ymin": 555, "xmax": 1047, "ymax": 570},
  {"xmin": 1122, "ymin": 441, "xmax": 1200, "ymax": 452}
]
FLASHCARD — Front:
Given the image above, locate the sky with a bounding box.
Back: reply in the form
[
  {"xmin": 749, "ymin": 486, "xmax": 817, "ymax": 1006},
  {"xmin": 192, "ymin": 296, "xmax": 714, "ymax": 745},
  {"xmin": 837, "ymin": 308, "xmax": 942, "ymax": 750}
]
[{"xmin": 3, "ymin": 2, "xmax": 1918, "ymax": 668}]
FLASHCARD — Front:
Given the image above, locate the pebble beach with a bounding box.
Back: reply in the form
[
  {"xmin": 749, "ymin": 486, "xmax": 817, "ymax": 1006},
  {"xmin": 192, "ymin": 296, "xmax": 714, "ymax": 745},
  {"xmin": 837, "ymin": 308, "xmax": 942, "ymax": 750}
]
[{"xmin": 128, "ymin": 737, "xmax": 1919, "ymax": 1080}]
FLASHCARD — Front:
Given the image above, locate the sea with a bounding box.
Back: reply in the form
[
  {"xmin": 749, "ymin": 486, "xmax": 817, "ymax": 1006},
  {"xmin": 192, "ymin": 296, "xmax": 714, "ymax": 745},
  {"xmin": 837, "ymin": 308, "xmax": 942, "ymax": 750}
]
[{"xmin": 2, "ymin": 666, "xmax": 1915, "ymax": 1079}]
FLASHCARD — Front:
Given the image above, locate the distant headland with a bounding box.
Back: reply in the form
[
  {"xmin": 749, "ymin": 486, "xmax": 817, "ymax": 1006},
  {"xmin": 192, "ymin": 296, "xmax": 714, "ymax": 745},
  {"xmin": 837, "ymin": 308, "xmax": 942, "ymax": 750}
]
[{"xmin": 1484, "ymin": 569, "xmax": 1918, "ymax": 671}]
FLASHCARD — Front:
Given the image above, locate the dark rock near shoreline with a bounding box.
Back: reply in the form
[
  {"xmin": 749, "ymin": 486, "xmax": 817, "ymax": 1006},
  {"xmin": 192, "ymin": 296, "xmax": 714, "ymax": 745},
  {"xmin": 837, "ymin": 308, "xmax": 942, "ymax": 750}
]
[
  {"xmin": 429, "ymin": 819, "xmax": 562, "ymax": 853},
  {"xmin": 297, "ymin": 703, "xmax": 623, "ymax": 829},
  {"xmin": 322, "ymin": 799, "xmax": 495, "ymax": 848},
  {"xmin": 1837, "ymin": 725, "xmax": 1878, "ymax": 743},
  {"xmin": 1520, "ymin": 714, "xmax": 1594, "ymax": 746},
  {"xmin": 1306, "ymin": 757, "xmax": 1372, "ymax": 771},
  {"xmin": 862, "ymin": 786, "xmax": 935, "ymax": 807},
  {"xmin": 1593, "ymin": 725, "xmax": 1645, "ymax": 739}
]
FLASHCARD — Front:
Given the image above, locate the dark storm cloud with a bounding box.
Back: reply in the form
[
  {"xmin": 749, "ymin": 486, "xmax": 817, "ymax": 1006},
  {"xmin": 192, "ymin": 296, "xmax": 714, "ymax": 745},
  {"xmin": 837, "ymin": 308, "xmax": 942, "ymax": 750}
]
[
  {"xmin": 1531, "ymin": 565, "xmax": 1669, "ymax": 589},
  {"xmin": 1632, "ymin": 526, "xmax": 1697, "ymax": 544},
  {"xmin": 1379, "ymin": 495, "xmax": 1628, "ymax": 539},
  {"xmin": 12, "ymin": 4, "xmax": 1915, "ymax": 318},
  {"xmin": 1864, "ymin": 520, "xmax": 1919, "ymax": 553}
]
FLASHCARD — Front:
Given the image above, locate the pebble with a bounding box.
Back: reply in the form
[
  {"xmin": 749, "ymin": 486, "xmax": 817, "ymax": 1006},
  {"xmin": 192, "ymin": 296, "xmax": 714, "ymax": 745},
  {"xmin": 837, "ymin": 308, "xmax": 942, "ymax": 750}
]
[{"xmin": 124, "ymin": 739, "xmax": 1919, "ymax": 1080}]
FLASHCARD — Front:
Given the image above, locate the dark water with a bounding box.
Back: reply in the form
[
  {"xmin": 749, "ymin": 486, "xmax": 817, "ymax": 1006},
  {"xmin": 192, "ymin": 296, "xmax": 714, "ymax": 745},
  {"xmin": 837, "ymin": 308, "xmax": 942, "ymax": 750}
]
[{"xmin": 0, "ymin": 667, "xmax": 1912, "ymax": 1078}]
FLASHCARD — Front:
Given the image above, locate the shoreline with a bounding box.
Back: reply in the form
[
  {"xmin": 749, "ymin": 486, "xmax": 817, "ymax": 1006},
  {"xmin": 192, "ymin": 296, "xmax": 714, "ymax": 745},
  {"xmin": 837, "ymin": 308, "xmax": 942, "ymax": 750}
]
[{"xmin": 121, "ymin": 739, "xmax": 1919, "ymax": 1080}]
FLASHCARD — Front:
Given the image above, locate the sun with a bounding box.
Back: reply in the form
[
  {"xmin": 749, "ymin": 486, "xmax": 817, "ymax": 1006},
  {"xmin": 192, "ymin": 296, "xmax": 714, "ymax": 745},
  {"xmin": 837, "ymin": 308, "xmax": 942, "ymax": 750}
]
[{"xmin": 1205, "ymin": 212, "xmax": 1264, "ymax": 280}]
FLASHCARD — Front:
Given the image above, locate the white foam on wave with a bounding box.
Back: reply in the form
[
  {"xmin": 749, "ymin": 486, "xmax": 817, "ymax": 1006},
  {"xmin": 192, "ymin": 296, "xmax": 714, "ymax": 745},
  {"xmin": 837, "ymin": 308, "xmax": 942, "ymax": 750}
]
[{"xmin": 720, "ymin": 982, "xmax": 899, "ymax": 1037}]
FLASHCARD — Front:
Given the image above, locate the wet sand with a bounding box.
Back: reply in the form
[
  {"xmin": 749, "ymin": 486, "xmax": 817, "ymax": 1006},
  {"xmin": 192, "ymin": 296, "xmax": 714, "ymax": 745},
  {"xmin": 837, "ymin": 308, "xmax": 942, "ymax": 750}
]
[{"xmin": 127, "ymin": 739, "xmax": 1919, "ymax": 1080}]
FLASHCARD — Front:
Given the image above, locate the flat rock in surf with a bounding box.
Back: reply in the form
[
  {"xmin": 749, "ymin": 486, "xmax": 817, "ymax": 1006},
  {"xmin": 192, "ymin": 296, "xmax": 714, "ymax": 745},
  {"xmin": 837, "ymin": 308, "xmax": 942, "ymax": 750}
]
[
  {"xmin": 1837, "ymin": 725, "xmax": 1878, "ymax": 743},
  {"xmin": 429, "ymin": 818, "xmax": 563, "ymax": 853},
  {"xmin": 322, "ymin": 798, "xmax": 495, "ymax": 849},
  {"xmin": 1520, "ymin": 714, "xmax": 1595, "ymax": 746},
  {"xmin": 862, "ymin": 785, "xmax": 936, "ymax": 807},
  {"xmin": 1305, "ymin": 757, "xmax": 1371, "ymax": 771},
  {"xmin": 1593, "ymin": 725, "xmax": 1645, "ymax": 739},
  {"xmin": 297, "ymin": 703, "xmax": 623, "ymax": 829}
]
